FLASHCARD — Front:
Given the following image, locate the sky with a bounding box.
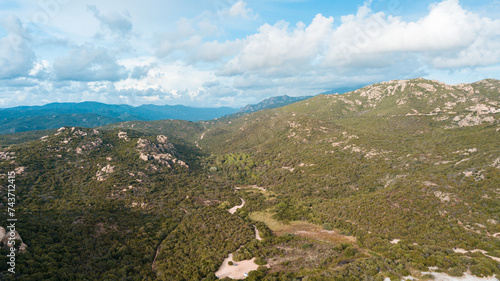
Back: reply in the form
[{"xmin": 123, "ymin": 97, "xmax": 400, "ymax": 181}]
[{"xmin": 0, "ymin": 0, "xmax": 499, "ymax": 108}]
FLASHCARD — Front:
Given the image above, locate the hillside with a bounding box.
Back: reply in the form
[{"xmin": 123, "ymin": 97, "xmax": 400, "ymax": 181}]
[
  {"xmin": 0, "ymin": 78, "xmax": 499, "ymax": 280},
  {"xmin": 0, "ymin": 126, "xmax": 252, "ymax": 280},
  {"xmin": 201, "ymin": 78, "xmax": 499, "ymax": 239},
  {"xmin": 237, "ymin": 85, "xmax": 362, "ymax": 114},
  {"xmin": 198, "ymin": 78, "xmax": 500, "ymax": 279},
  {"xmin": 238, "ymin": 95, "xmax": 313, "ymax": 113}
]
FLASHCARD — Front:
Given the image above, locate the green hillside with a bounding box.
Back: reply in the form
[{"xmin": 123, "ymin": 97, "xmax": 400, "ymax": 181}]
[{"xmin": 0, "ymin": 78, "xmax": 499, "ymax": 280}]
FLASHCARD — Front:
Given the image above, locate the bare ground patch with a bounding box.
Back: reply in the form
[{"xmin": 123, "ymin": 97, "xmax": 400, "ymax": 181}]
[
  {"xmin": 250, "ymin": 211, "xmax": 356, "ymax": 244},
  {"xmin": 215, "ymin": 253, "xmax": 261, "ymax": 279}
]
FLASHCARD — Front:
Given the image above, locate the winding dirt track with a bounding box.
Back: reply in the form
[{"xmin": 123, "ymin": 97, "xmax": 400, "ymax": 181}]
[
  {"xmin": 228, "ymin": 198, "xmax": 245, "ymax": 214},
  {"xmin": 453, "ymin": 248, "xmax": 500, "ymax": 263}
]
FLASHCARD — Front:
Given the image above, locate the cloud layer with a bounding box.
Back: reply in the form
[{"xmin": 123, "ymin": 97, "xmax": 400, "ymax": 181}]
[
  {"xmin": 0, "ymin": 0, "xmax": 499, "ymax": 108},
  {"xmin": 53, "ymin": 47, "xmax": 126, "ymax": 81},
  {"xmin": 0, "ymin": 15, "xmax": 35, "ymax": 79}
]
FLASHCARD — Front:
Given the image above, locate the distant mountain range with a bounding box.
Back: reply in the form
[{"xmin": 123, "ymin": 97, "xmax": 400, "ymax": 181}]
[
  {"xmin": 0, "ymin": 94, "xmax": 320, "ymax": 134},
  {"xmin": 0, "ymin": 102, "xmax": 238, "ymax": 134},
  {"xmin": 0, "ymin": 85, "xmax": 365, "ymax": 134}
]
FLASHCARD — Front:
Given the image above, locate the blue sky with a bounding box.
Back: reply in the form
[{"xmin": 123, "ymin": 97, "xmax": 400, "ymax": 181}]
[{"xmin": 0, "ymin": 0, "xmax": 499, "ymax": 108}]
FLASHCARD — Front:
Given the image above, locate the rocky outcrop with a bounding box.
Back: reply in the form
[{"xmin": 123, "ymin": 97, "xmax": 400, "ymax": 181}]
[
  {"xmin": 156, "ymin": 135, "xmax": 169, "ymax": 144},
  {"xmin": 0, "ymin": 227, "xmax": 28, "ymax": 253},
  {"xmin": 136, "ymin": 137, "xmax": 188, "ymax": 169},
  {"xmin": 0, "ymin": 151, "xmax": 15, "ymax": 161},
  {"xmin": 75, "ymin": 138, "xmax": 104, "ymax": 154},
  {"xmin": 456, "ymin": 114, "xmax": 495, "ymax": 127},
  {"xmin": 96, "ymin": 164, "xmax": 115, "ymax": 181},
  {"xmin": 118, "ymin": 131, "xmax": 130, "ymax": 141}
]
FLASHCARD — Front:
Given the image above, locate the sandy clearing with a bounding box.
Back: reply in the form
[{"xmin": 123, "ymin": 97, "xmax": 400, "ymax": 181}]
[
  {"xmin": 390, "ymin": 239, "xmax": 401, "ymax": 244},
  {"xmin": 250, "ymin": 211, "xmax": 356, "ymax": 244},
  {"xmin": 254, "ymin": 225, "xmax": 262, "ymax": 241},
  {"xmin": 235, "ymin": 185, "xmax": 267, "ymax": 192},
  {"xmin": 453, "ymin": 248, "xmax": 500, "ymax": 263},
  {"xmin": 228, "ymin": 198, "xmax": 245, "ymax": 214},
  {"xmin": 214, "ymin": 225, "xmax": 266, "ymax": 279},
  {"xmin": 215, "ymin": 253, "xmax": 260, "ymax": 279},
  {"xmin": 418, "ymin": 271, "xmax": 499, "ymax": 281}
]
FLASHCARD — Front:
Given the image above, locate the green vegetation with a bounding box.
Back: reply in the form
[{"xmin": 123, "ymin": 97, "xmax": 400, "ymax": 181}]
[
  {"xmin": 0, "ymin": 127, "xmax": 241, "ymax": 280},
  {"xmin": 0, "ymin": 129, "xmax": 56, "ymax": 147},
  {"xmin": 154, "ymin": 207, "xmax": 253, "ymax": 280},
  {"xmin": 0, "ymin": 78, "xmax": 499, "ymax": 280}
]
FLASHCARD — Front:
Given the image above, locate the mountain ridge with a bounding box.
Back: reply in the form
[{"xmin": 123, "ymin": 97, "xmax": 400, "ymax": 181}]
[
  {"xmin": 238, "ymin": 95, "xmax": 313, "ymax": 113},
  {"xmin": 0, "ymin": 101, "xmax": 237, "ymax": 134},
  {"xmin": 0, "ymin": 92, "xmax": 325, "ymax": 135}
]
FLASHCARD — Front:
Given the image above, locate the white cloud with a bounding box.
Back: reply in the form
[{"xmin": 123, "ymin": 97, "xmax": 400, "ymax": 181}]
[
  {"xmin": 322, "ymin": 0, "xmax": 500, "ymax": 69},
  {"xmin": 193, "ymin": 40, "xmax": 243, "ymax": 62},
  {"xmin": 155, "ymin": 16, "xmax": 215, "ymax": 58},
  {"xmin": 222, "ymin": 1, "xmax": 258, "ymax": 20},
  {"xmin": 29, "ymin": 59, "xmax": 50, "ymax": 78},
  {"xmin": 129, "ymin": 64, "xmax": 155, "ymax": 79},
  {"xmin": 53, "ymin": 46, "xmax": 126, "ymax": 81},
  {"xmin": 219, "ymin": 14, "xmax": 334, "ymax": 76},
  {"xmin": 115, "ymin": 61, "xmax": 214, "ymax": 94},
  {"xmin": 0, "ymin": 15, "xmax": 35, "ymax": 79},
  {"xmin": 87, "ymin": 5, "xmax": 133, "ymax": 36},
  {"xmin": 1, "ymin": 0, "xmax": 500, "ymax": 108},
  {"xmin": 216, "ymin": 0, "xmax": 500, "ymax": 85},
  {"xmin": 156, "ymin": 34, "xmax": 203, "ymax": 58}
]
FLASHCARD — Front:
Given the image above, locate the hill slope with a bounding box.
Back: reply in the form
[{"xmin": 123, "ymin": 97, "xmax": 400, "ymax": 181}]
[
  {"xmin": 198, "ymin": 78, "xmax": 500, "ymax": 278},
  {"xmin": 1, "ymin": 78, "xmax": 499, "ymax": 280},
  {"xmin": 238, "ymin": 95, "xmax": 313, "ymax": 113}
]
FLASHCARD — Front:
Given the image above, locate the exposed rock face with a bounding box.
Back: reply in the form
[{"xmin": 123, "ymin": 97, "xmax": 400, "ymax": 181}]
[
  {"xmin": 96, "ymin": 164, "xmax": 115, "ymax": 181},
  {"xmin": 490, "ymin": 158, "xmax": 500, "ymax": 169},
  {"xmin": 0, "ymin": 226, "xmax": 28, "ymax": 253},
  {"xmin": 434, "ymin": 191, "xmax": 452, "ymax": 203},
  {"xmin": 136, "ymin": 137, "xmax": 188, "ymax": 169},
  {"xmin": 449, "ymin": 104, "xmax": 498, "ymax": 127},
  {"xmin": 52, "ymin": 128, "xmax": 106, "ymax": 154},
  {"xmin": 417, "ymin": 83, "xmax": 437, "ymax": 92},
  {"xmin": 139, "ymin": 153, "xmax": 149, "ymax": 161},
  {"xmin": 467, "ymin": 104, "xmax": 500, "ymax": 115},
  {"xmin": 118, "ymin": 131, "xmax": 130, "ymax": 141},
  {"xmin": 14, "ymin": 166, "xmax": 26, "ymax": 175},
  {"xmin": 172, "ymin": 159, "xmax": 188, "ymax": 168},
  {"xmin": 457, "ymin": 114, "xmax": 495, "ymax": 127},
  {"xmin": 76, "ymin": 138, "xmax": 104, "ymax": 154},
  {"xmin": 156, "ymin": 135, "xmax": 168, "ymax": 144},
  {"xmin": 0, "ymin": 151, "xmax": 15, "ymax": 161},
  {"xmin": 325, "ymin": 78, "xmax": 500, "ymax": 130},
  {"xmin": 463, "ymin": 169, "xmax": 485, "ymax": 181}
]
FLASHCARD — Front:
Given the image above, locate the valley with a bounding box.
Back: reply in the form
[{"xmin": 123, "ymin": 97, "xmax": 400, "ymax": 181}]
[{"xmin": 0, "ymin": 78, "xmax": 498, "ymax": 280}]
